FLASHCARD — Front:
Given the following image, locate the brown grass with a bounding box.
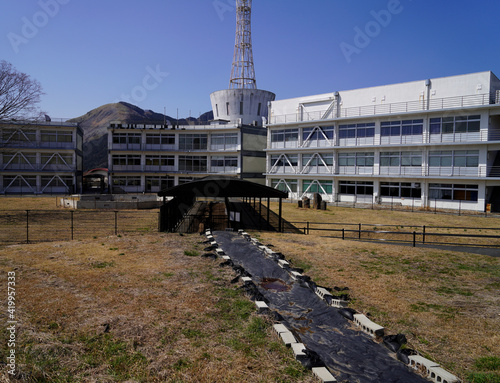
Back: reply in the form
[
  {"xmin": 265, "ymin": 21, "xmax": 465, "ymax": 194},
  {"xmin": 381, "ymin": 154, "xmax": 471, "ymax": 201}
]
[
  {"xmin": 254, "ymin": 204, "xmax": 500, "ymax": 381},
  {"xmin": 0, "ymin": 234, "xmax": 314, "ymax": 382},
  {"xmin": 1, "ymin": 197, "xmax": 499, "ymax": 382}
]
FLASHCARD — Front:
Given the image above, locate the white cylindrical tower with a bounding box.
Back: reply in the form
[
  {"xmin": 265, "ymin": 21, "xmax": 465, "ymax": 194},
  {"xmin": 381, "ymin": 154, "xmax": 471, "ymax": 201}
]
[{"xmin": 211, "ymin": 0, "xmax": 275, "ymax": 126}]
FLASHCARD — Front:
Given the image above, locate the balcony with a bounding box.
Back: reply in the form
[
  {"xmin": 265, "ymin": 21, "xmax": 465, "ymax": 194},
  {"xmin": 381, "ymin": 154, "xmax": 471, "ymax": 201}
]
[{"xmin": 269, "ymin": 93, "xmax": 496, "ymax": 125}]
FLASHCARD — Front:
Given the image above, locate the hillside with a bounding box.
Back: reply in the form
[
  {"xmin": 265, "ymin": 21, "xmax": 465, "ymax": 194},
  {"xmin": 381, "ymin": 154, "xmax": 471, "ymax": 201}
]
[{"xmin": 69, "ymin": 102, "xmax": 213, "ymax": 170}]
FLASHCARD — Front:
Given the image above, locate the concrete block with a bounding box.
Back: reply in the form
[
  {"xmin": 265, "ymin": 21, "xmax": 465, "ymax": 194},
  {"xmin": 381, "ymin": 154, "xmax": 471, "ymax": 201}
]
[
  {"xmin": 278, "ymin": 259, "xmax": 290, "ymax": 269},
  {"xmin": 315, "ymin": 287, "xmax": 332, "ymax": 300},
  {"xmin": 408, "ymin": 355, "xmax": 439, "ymax": 376},
  {"xmin": 353, "ymin": 314, "xmax": 385, "ymax": 338},
  {"xmin": 241, "ymin": 276, "xmax": 252, "ymax": 283},
  {"xmin": 215, "ymin": 248, "xmax": 225, "ymax": 255},
  {"xmin": 330, "ymin": 298, "xmax": 349, "ymax": 308},
  {"xmin": 222, "ymin": 256, "xmax": 231, "ymax": 261},
  {"xmin": 290, "ymin": 271, "xmax": 303, "ymax": 280},
  {"xmin": 312, "ymin": 367, "xmax": 337, "ymax": 383},
  {"xmin": 428, "ymin": 366, "xmax": 460, "ymax": 383},
  {"xmin": 291, "ymin": 343, "xmax": 307, "ymax": 360},
  {"xmin": 279, "ymin": 331, "xmax": 297, "ymax": 346},
  {"xmin": 255, "ymin": 301, "xmax": 269, "ymax": 313},
  {"xmin": 273, "ymin": 323, "xmax": 289, "ymax": 335}
]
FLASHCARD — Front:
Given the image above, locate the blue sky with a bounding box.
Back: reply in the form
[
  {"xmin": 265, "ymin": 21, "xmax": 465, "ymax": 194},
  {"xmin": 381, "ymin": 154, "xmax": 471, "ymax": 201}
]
[{"xmin": 1, "ymin": 0, "xmax": 499, "ymax": 119}]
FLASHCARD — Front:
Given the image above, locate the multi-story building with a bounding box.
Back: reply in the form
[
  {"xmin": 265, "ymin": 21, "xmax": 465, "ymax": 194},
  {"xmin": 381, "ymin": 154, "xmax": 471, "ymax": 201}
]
[
  {"xmin": 0, "ymin": 119, "xmax": 83, "ymax": 194},
  {"xmin": 265, "ymin": 71, "xmax": 500, "ymax": 212},
  {"xmin": 107, "ymin": 121, "xmax": 267, "ymax": 193}
]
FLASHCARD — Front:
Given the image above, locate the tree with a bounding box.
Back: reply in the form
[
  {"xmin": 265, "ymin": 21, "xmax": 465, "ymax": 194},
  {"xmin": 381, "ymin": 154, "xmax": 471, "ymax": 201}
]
[{"xmin": 0, "ymin": 60, "xmax": 44, "ymax": 120}]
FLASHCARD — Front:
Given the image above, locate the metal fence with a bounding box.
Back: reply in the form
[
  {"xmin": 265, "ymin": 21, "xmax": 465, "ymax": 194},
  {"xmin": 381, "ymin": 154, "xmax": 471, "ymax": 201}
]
[
  {"xmin": 291, "ymin": 221, "xmax": 500, "ymax": 248},
  {"xmin": 0, "ymin": 210, "xmax": 159, "ymax": 245}
]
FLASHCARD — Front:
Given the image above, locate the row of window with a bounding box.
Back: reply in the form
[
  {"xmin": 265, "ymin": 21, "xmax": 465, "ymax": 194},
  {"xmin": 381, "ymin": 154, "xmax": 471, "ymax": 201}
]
[
  {"xmin": 270, "ymin": 115, "xmax": 482, "ymax": 145},
  {"xmin": 111, "ymin": 155, "xmax": 239, "ymax": 172},
  {"xmin": 2, "ymin": 175, "xmax": 74, "ymax": 188},
  {"xmin": 2, "ymin": 153, "xmax": 74, "ymax": 165},
  {"xmin": 112, "ymin": 132, "xmax": 238, "ymax": 150},
  {"xmin": 1, "ymin": 129, "xmax": 74, "ymax": 143},
  {"xmin": 271, "ymin": 179, "xmax": 479, "ymax": 201},
  {"xmin": 112, "ymin": 176, "xmax": 193, "ymax": 188},
  {"xmin": 270, "ymin": 150, "xmax": 480, "ymax": 169}
]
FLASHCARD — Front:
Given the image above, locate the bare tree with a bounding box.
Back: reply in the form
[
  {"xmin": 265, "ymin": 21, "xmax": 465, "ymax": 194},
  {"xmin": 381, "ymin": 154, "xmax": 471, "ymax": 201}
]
[{"xmin": 0, "ymin": 60, "xmax": 44, "ymax": 120}]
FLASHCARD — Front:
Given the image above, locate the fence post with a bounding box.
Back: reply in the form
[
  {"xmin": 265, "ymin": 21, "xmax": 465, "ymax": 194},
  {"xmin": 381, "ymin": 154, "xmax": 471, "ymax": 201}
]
[
  {"xmin": 71, "ymin": 211, "xmax": 74, "ymax": 241},
  {"xmin": 26, "ymin": 210, "xmax": 29, "ymax": 244},
  {"xmin": 422, "ymin": 225, "xmax": 426, "ymax": 244},
  {"xmin": 307, "ymin": 221, "xmax": 310, "ymax": 235},
  {"xmin": 342, "ymin": 228, "xmax": 345, "ymax": 240},
  {"xmin": 114, "ymin": 211, "xmax": 118, "ymax": 236},
  {"xmin": 413, "ymin": 231, "xmax": 416, "ymax": 247},
  {"xmin": 358, "ymin": 223, "xmax": 361, "ymax": 239}
]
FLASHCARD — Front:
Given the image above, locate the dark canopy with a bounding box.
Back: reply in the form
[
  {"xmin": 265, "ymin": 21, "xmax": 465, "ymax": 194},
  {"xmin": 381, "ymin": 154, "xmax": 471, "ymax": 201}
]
[{"xmin": 158, "ymin": 176, "xmax": 288, "ymax": 199}]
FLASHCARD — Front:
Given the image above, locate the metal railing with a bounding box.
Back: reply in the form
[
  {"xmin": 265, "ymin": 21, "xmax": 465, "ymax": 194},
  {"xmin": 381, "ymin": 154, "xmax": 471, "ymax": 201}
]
[
  {"xmin": 0, "ymin": 210, "xmax": 159, "ymax": 245},
  {"xmin": 269, "ymin": 93, "xmax": 496, "ymax": 125},
  {"xmin": 291, "ymin": 221, "xmax": 500, "ymax": 248}
]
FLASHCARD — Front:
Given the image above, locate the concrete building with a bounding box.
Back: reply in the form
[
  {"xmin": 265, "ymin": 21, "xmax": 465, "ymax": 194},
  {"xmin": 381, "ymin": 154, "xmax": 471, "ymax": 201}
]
[
  {"xmin": 107, "ymin": 120, "xmax": 267, "ymax": 194},
  {"xmin": 265, "ymin": 71, "xmax": 500, "ymax": 212},
  {"xmin": 0, "ymin": 119, "xmax": 83, "ymax": 194}
]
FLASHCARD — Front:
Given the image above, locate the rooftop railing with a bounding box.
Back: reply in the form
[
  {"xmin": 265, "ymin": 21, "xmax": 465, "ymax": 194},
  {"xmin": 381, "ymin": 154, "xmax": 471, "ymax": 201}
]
[{"xmin": 269, "ymin": 93, "xmax": 497, "ymax": 125}]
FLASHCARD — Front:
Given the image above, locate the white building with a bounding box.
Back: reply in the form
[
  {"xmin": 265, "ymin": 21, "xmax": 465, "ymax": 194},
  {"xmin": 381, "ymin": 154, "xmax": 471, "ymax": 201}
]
[
  {"xmin": 107, "ymin": 120, "xmax": 267, "ymax": 194},
  {"xmin": 0, "ymin": 119, "xmax": 83, "ymax": 194},
  {"xmin": 265, "ymin": 71, "xmax": 500, "ymax": 212}
]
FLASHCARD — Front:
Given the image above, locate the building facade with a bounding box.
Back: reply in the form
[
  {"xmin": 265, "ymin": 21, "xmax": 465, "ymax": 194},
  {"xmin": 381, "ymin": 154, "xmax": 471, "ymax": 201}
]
[
  {"xmin": 266, "ymin": 71, "xmax": 500, "ymax": 212},
  {"xmin": 0, "ymin": 120, "xmax": 83, "ymax": 194},
  {"xmin": 107, "ymin": 121, "xmax": 267, "ymax": 194}
]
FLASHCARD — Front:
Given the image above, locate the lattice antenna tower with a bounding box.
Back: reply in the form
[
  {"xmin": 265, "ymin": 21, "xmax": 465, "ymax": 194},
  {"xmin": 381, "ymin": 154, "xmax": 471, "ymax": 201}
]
[{"xmin": 229, "ymin": 0, "xmax": 257, "ymax": 90}]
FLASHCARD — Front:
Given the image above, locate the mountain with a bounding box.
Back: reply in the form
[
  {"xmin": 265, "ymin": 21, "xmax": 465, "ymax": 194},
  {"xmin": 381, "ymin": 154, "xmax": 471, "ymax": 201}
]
[{"xmin": 69, "ymin": 102, "xmax": 213, "ymax": 171}]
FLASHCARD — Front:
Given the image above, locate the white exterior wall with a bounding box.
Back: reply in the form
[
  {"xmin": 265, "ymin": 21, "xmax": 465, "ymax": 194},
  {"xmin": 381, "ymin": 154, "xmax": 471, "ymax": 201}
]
[{"xmin": 266, "ymin": 72, "xmax": 500, "ymax": 212}]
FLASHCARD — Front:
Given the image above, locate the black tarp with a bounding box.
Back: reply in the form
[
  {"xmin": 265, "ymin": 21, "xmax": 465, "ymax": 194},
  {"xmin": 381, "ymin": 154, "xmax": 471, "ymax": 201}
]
[{"xmin": 213, "ymin": 231, "xmax": 429, "ymax": 383}]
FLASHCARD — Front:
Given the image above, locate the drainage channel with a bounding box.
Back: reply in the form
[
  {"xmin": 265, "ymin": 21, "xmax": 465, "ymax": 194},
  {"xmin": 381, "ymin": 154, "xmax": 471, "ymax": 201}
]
[{"xmin": 212, "ymin": 230, "xmax": 432, "ymax": 383}]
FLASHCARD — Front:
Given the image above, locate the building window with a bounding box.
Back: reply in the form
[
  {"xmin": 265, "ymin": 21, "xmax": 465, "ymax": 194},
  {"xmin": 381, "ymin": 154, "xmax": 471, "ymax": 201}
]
[
  {"xmin": 41, "ymin": 176, "xmax": 73, "ymax": 189},
  {"xmin": 178, "ymin": 156, "xmax": 207, "ymax": 172},
  {"xmin": 146, "ymin": 176, "xmax": 174, "ymax": 191},
  {"xmin": 302, "ymin": 126, "xmax": 334, "ymax": 147},
  {"xmin": 270, "ymin": 129, "xmax": 298, "ymax": 148},
  {"xmin": 270, "ymin": 154, "xmax": 298, "ymax": 173},
  {"xmin": 179, "ymin": 134, "xmax": 208, "ymax": 150},
  {"xmin": 211, "ymin": 156, "xmax": 238, "ymax": 172},
  {"xmin": 257, "ymin": 103, "xmax": 262, "ymax": 116},
  {"xmin": 113, "ymin": 176, "xmax": 141, "ymax": 187},
  {"xmin": 339, "ymin": 181, "xmax": 373, "ymax": 195},
  {"xmin": 381, "ymin": 182, "xmax": 421, "ymax": 198},
  {"xmin": 145, "ymin": 155, "xmax": 175, "ymax": 167},
  {"xmin": 302, "ymin": 153, "xmax": 334, "ymax": 173},
  {"xmin": 41, "ymin": 130, "xmax": 73, "ymax": 145},
  {"xmin": 226, "ymin": 102, "xmax": 230, "ymax": 115},
  {"xmin": 303, "ymin": 180, "xmax": 333, "ymax": 194},
  {"xmin": 429, "ymin": 184, "xmax": 478, "ymax": 202},
  {"xmin": 339, "ymin": 123, "xmax": 375, "ymax": 139},
  {"xmin": 145, "ymin": 133, "xmax": 175, "ymax": 146},
  {"xmin": 210, "ymin": 133, "xmax": 238, "ymax": 150},
  {"xmin": 430, "ymin": 115, "xmax": 480, "ymax": 134},
  {"xmin": 178, "ymin": 177, "xmax": 194, "ymax": 185},
  {"xmin": 338, "ymin": 152, "xmax": 374, "ymax": 166},
  {"xmin": 1, "ymin": 129, "xmax": 36, "ymax": 144},
  {"xmin": 3, "ymin": 175, "xmax": 36, "ymax": 188},
  {"xmin": 2, "ymin": 153, "xmax": 36, "ymax": 169},
  {"xmin": 380, "ymin": 151, "xmax": 422, "ymax": 166},
  {"xmin": 112, "ymin": 133, "xmax": 141, "ymax": 145},
  {"xmin": 428, "ymin": 150, "xmax": 479, "ymax": 167},
  {"xmin": 381, "ymin": 120, "xmax": 423, "ymax": 136},
  {"xmin": 240, "ymin": 102, "xmax": 244, "ymax": 115},
  {"xmin": 112, "ymin": 155, "xmax": 141, "ymax": 167},
  {"xmin": 271, "ymin": 179, "xmax": 298, "ymax": 193}
]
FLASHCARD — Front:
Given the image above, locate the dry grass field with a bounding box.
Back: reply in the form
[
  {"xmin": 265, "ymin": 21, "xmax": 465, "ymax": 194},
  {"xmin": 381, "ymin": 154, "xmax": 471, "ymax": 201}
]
[
  {"xmin": 0, "ymin": 233, "xmax": 314, "ymax": 383},
  {"xmin": 0, "ymin": 197, "xmax": 499, "ymax": 382}
]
